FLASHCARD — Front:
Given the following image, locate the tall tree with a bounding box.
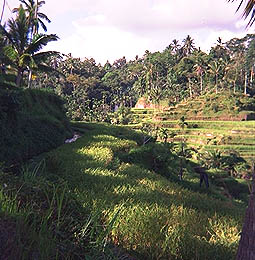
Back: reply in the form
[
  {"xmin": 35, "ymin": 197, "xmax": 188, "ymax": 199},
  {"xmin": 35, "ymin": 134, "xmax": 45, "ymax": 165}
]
[
  {"xmin": 182, "ymin": 35, "xmax": 196, "ymax": 56},
  {"xmin": 0, "ymin": 5, "xmax": 58, "ymax": 87},
  {"xmin": 13, "ymin": 0, "xmax": 51, "ymax": 37},
  {"xmin": 192, "ymin": 50, "xmax": 208, "ymax": 94},
  {"xmin": 176, "ymin": 56, "xmax": 195, "ymax": 98},
  {"xmin": 245, "ymin": 39, "xmax": 255, "ymax": 94},
  {"xmin": 208, "ymin": 60, "xmax": 221, "ymax": 94},
  {"xmin": 13, "ymin": 0, "xmax": 52, "ymax": 87}
]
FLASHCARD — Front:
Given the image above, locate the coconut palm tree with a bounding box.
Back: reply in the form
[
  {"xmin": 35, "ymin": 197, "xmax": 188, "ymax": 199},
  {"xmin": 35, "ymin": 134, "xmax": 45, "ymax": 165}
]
[
  {"xmin": 171, "ymin": 39, "xmax": 181, "ymax": 54},
  {"xmin": 182, "ymin": 35, "xmax": 196, "ymax": 56},
  {"xmin": 228, "ymin": 0, "xmax": 255, "ymax": 27},
  {"xmin": 208, "ymin": 60, "xmax": 221, "ymax": 94},
  {"xmin": 224, "ymin": 58, "xmax": 239, "ymax": 93},
  {"xmin": 13, "ymin": 0, "xmax": 51, "ymax": 86},
  {"xmin": 176, "ymin": 56, "xmax": 195, "ymax": 97},
  {"xmin": 0, "ymin": 5, "xmax": 58, "ymax": 87},
  {"xmin": 13, "ymin": 0, "xmax": 50, "ymax": 37},
  {"xmin": 192, "ymin": 50, "xmax": 208, "ymax": 94}
]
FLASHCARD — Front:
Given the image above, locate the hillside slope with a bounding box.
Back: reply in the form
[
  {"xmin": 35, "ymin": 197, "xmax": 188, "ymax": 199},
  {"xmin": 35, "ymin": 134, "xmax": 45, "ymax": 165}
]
[
  {"xmin": 0, "ymin": 87, "xmax": 72, "ymax": 168},
  {"xmin": 134, "ymin": 91, "xmax": 255, "ymax": 121},
  {"xmin": 131, "ymin": 92, "xmax": 255, "ymax": 162},
  {"xmin": 0, "ymin": 122, "xmax": 245, "ymax": 259}
]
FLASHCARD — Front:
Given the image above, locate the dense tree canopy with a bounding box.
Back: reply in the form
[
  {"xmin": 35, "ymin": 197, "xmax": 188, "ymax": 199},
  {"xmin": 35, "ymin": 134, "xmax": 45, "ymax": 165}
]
[
  {"xmin": 1, "ymin": 1, "xmax": 255, "ymax": 121},
  {"xmin": 14, "ymin": 33, "xmax": 255, "ymax": 121}
]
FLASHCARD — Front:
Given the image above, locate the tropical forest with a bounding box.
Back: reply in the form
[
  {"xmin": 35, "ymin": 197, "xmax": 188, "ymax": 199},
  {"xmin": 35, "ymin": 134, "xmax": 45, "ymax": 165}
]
[{"xmin": 0, "ymin": 0, "xmax": 255, "ymax": 259}]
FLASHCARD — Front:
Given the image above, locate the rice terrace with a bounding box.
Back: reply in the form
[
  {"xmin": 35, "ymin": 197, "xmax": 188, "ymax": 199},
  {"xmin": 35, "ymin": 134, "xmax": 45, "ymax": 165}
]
[{"xmin": 0, "ymin": 0, "xmax": 255, "ymax": 259}]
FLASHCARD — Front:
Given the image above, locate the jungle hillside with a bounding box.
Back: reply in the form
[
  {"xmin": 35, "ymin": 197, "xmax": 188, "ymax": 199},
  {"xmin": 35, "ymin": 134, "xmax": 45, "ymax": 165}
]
[{"xmin": 0, "ymin": 0, "xmax": 255, "ymax": 259}]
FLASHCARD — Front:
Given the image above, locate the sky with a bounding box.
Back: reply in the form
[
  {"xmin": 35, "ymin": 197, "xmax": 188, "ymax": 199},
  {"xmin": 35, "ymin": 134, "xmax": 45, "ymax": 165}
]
[{"xmin": 2, "ymin": 0, "xmax": 254, "ymax": 64}]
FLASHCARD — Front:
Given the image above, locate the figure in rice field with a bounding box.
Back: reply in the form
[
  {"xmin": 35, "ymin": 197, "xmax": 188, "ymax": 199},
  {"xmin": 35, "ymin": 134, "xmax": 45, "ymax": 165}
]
[{"xmin": 194, "ymin": 166, "xmax": 209, "ymax": 188}]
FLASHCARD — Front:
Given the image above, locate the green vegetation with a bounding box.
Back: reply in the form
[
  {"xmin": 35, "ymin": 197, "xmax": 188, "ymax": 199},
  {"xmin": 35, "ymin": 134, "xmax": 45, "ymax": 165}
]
[
  {"xmin": 0, "ymin": 1, "xmax": 255, "ymax": 259},
  {"xmin": 0, "ymin": 123, "xmax": 247, "ymax": 259},
  {"xmin": 130, "ymin": 93, "xmax": 255, "ymax": 164},
  {"xmin": 131, "ymin": 91, "xmax": 255, "ymax": 122},
  {"xmin": 0, "ymin": 3, "xmax": 58, "ymax": 88},
  {"xmin": 0, "ymin": 87, "xmax": 71, "ymax": 167}
]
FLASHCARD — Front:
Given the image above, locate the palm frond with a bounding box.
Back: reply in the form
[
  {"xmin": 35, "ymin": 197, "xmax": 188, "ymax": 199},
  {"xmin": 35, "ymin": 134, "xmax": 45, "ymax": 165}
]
[
  {"xmin": 12, "ymin": 7, "xmax": 19, "ymax": 13},
  {"xmin": 227, "ymin": 0, "xmax": 255, "ymax": 27},
  {"xmin": 38, "ymin": 18, "xmax": 47, "ymax": 32},
  {"xmin": 38, "ymin": 12, "xmax": 51, "ymax": 23},
  {"xmin": 244, "ymin": 2, "xmax": 255, "ymax": 27},
  {"xmin": 33, "ymin": 51, "xmax": 60, "ymax": 63},
  {"xmin": 8, "ymin": 6, "xmax": 30, "ymax": 51},
  {"xmin": 3, "ymin": 45, "xmax": 18, "ymax": 62},
  {"xmin": 38, "ymin": 1, "xmax": 46, "ymax": 7},
  {"xmin": 0, "ymin": 24, "xmax": 15, "ymax": 45},
  {"xmin": 26, "ymin": 34, "xmax": 59, "ymax": 54},
  {"xmin": 19, "ymin": 53, "xmax": 37, "ymax": 69},
  {"xmin": 19, "ymin": 0, "xmax": 32, "ymax": 9}
]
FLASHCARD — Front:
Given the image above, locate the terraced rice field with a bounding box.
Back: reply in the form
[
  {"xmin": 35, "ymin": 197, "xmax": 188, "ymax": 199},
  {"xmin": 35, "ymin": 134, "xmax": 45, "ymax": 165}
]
[{"xmin": 130, "ymin": 109, "xmax": 255, "ymax": 162}]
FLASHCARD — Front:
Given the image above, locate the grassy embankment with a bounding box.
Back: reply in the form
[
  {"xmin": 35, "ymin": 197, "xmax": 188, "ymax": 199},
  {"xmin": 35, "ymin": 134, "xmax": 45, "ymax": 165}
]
[
  {"xmin": 0, "ymin": 122, "xmax": 246, "ymax": 259},
  {"xmin": 0, "ymin": 87, "xmax": 72, "ymax": 168}
]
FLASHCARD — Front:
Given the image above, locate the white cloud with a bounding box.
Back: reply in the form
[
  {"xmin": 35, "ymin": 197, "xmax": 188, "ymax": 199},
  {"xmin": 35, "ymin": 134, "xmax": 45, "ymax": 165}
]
[
  {"xmin": 45, "ymin": 15, "xmax": 151, "ymax": 64},
  {"xmin": 4, "ymin": 0, "xmax": 252, "ymax": 63}
]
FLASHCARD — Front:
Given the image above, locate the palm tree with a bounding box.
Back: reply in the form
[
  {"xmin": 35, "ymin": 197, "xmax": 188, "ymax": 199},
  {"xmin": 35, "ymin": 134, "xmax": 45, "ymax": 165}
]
[
  {"xmin": 182, "ymin": 35, "xmax": 196, "ymax": 56},
  {"xmin": 170, "ymin": 39, "xmax": 183, "ymax": 62},
  {"xmin": 224, "ymin": 58, "xmax": 239, "ymax": 93},
  {"xmin": 0, "ymin": 6, "xmax": 58, "ymax": 87},
  {"xmin": 13, "ymin": 0, "xmax": 51, "ymax": 86},
  {"xmin": 245, "ymin": 39, "xmax": 255, "ymax": 94},
  {"xmin": 13, "ymin": 0, "xmax": 50, "ymax": 35},
  {"xmin": 176, "ymin": 56, "xmax": 195, "ymax": 98},
  {"xmin": 208, "ymin": 60, "xmax": 221, "ymax": 94},
  {"xmin": 171, "ymin": 39, "xmax": 181, "ymax": 54},
  {"xmin": 193, "ymin": 50, "xmax": 208, "ymax": 94},
  {"xmin": 228, "ymin": 0, "xmax": 255, "ymax": 27}
]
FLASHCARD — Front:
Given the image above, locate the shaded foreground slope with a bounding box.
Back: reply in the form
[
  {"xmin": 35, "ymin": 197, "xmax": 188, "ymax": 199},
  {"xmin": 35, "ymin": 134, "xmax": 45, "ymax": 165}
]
[
  {"xmin": 0, "ymin": 123, "xmax": 245, "ymax": 259},
  {"xmin": 0, "ymin": 88, "xmax": 72, "ymax": 168}
]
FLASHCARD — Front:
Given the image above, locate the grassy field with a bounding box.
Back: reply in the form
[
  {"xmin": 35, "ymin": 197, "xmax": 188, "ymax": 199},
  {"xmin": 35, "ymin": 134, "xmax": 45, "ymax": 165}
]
[{"xmin": 0, "ymin": 122, "xmax": 247, "ymax": 259}]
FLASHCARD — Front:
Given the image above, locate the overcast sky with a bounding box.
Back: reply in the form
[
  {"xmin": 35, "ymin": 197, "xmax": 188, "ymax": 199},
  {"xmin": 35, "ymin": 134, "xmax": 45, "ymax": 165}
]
[{"xmin": 2, "ymin": 0, "xmax": 254, "ymax": 64}]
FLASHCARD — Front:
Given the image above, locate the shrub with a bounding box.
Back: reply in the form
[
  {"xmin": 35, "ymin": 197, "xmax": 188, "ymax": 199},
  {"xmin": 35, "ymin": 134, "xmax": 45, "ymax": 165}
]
[
  {"xmin": 122, "ymin": 142, "xmax": 175, "ymax": 176},
  {"xmin": 110, "ymin": 106, "xmax": 132, "ymax": 125}
]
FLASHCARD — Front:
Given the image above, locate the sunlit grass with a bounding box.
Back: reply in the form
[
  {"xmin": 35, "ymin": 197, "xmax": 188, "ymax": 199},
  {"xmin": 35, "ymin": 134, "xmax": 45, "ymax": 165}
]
[
  {"xmin": 0, "ymin": 122, "xmax": 247, "ymax": 259},
  {"xmin": 50, "ymin": 123, "xmax": 244, "ymax": 259}
]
